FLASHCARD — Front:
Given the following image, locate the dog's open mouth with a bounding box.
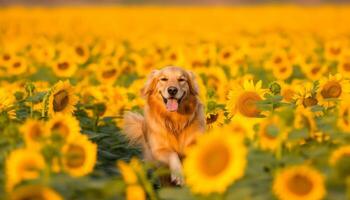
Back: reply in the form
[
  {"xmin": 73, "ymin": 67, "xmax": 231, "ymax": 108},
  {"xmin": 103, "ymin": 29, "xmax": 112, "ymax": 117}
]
[{"xmin": 161, "ymin": 92, "xmax": 185, "ymax": 112}]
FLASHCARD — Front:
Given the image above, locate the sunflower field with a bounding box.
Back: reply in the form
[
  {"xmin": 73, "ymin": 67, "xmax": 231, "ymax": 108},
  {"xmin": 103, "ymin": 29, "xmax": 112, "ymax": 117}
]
[{"xmin": 1, "ymin": 5, "xmax": 350, "ymax": 200}]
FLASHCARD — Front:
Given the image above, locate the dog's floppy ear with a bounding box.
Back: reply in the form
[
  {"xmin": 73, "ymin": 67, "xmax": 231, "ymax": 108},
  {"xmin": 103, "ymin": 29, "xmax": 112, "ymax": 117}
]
[
  {"xmin": 187, "ymin": 70, "xmax": 199, "ymax": 96},
  {"xmin": 141, "ymin": 69, "xmax": 159, "ymax": 97}
]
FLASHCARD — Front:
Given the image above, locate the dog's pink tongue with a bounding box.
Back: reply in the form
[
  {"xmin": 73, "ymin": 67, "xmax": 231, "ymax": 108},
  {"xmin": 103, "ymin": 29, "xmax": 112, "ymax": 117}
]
[{"xmin": 166, "ymin": 99, "xmax": 178, "ymax": 112}]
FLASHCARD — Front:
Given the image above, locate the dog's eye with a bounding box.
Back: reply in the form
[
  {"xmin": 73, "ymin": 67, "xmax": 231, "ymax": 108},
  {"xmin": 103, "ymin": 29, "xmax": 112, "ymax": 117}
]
[
  {"xmin": 178, "ymin": 78, "xmax": 186, "ymax": 82},
  {"xmin": 160, "ymin": 78, "xmax": 168, "ymax": 81}
]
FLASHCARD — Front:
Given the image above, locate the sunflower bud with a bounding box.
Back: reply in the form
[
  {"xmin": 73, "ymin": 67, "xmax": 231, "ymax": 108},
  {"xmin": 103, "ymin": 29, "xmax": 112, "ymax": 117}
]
[
  {"xmin": 41, "ymin": 90, "xmax": 51, "ymax": 118},
  {"xmin": 94, "ymin": 103, "xmax": 106, "ymax": 117},
  {"xmin": 25, "ymin": 82, "xmax": 36, "ymax": 95},
  {"xmin": 269, "ymin": 82, "xmax": 281, "ymax": 95}
]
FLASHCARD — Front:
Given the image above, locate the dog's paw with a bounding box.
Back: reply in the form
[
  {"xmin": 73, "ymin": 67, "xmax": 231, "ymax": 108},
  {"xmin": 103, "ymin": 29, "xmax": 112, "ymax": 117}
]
[{"xmin": 171, "ymin": 172, "xmax": 184, "ymax": 186}]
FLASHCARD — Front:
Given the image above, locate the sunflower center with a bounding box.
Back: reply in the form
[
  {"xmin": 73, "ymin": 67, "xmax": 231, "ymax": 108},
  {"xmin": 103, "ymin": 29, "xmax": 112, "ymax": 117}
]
[
  {"xmin": 19, "ymin": 193, "xmax": 45, "ymax": 200},
  {"xmin": 66, "ymin": 144, "xmax": 86, "ymax": 168},
  {"xmin": 223, "ymin": 51, "xmax": 231, "ymax": 59},
  {"xmin": 192, "ymin": 60, "xmax": 202, "ymax": 68},
  {"xmin": 237, "ymin": 91, "xmax": 262, "ymax": 117},
  {"xmin": 30, "ymin": 125, "xmax": 43, "ymax": 141},
  {"xmin": 206, "ymin": 113, "xmax": 219, "ymax": 124},
  {"xmin": 330, "ymin": 47, "xmax": 341, "ymax": 55},
  {"xmin": 102, "ymin": 69, "xmax": 117, "ymax": 79},
  {"xmin": 287, "ymin": 174, "xmax": 313, "ymax": 196},
  {"xmin": 311, "ymin": 66, "xmax": 321, "ymax": 74},
  {"xmin": 343, "ymin": 109, "xmax": 349, "ymax": 125},
  {"xmin": 264, "ymin": 124, "xmax": 279, "ymax": 139},
  {"xmin": 302, "ymin": 97, "xmax": 318, "ymax": 107},
  {"xmin": 75, "ymin": 46, "xmax": 85, "ymax": 56},
  {"xmin": 51, "ymin": 122, "xmax": 70, "ymax": 139},
  {"xmin": 343, "ymin": 63, "xmax": 350, "ymax": 71},
  {"xmin": 53, "ymin": 90, "xmax": 69, "ymax": 112},
  {"xmin": 232, "ymin": 125, "xmax": 244, "ymax": 134},
  {"xmin": 274, "ymin": 57, "xmax": 282, "ymax": 64},
  {"xmin": 279, "ymin": 66, "xmax": 287, "ymax": 73},
  {"xmin": 21, "ymin": 160, "xmax": 41, "ymax": 179},
  {"xmin": 320, "ymin": 81, "xmax": 342, "ymax": 98},
  {"xmin": 13, "ymin": 62, "xmax": 21, "ymax": 68},
  {"xmin": 3, "ymin": 54, "xmax": 10, "ymax": 61},
  {"xmin": 170, "ymin": 53, "xmax": 177, "ymax": 60},
  {"xmin": 199, "ymin": 142, "xmax": 230, "ymax": 177},
  {"xmin": 57, "ymin": 62, "xmax": 69, "ymax": 70}
]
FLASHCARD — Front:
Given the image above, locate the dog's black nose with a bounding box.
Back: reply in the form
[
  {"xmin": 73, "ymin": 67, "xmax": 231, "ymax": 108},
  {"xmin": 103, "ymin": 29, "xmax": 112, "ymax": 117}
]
[{"xmin": 167, "ymin": 87, "xmax": 178, "ymax": 96}]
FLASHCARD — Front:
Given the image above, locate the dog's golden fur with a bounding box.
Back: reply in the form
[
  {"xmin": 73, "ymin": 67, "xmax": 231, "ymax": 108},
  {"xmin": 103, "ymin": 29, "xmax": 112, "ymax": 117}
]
[{"xmin": 123, "ymin": 66, "xmax": 205, "ymax": 185}]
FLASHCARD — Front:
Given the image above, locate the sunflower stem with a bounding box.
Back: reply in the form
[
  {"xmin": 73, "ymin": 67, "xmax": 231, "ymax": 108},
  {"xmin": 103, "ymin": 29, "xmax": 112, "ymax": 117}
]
[
  {"xmin": 94, "ymin": 115, "xmax": 99, "ymax": 132},
  {"xmin": 29, "ymin": 90, "xmax": 34, "ymax": 118},
  {"xmin": 139, "ymin": 172, "xmax": 158, "ymax": 200},
  {"xmin": 275, "ymin": 143, "xmax": 282, "ymax": 160}
]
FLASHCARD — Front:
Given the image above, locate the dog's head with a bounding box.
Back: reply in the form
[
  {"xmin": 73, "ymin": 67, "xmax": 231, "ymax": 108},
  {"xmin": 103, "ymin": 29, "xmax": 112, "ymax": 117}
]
[{"xmin": 142, "ymin": 66, "xmax": 199, "ymax": 112}]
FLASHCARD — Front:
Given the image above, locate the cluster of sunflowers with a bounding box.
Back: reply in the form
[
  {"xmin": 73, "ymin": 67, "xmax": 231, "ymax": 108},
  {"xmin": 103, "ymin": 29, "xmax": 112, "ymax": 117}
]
[{"xmin": 1, "ymin": 5, "xmax": 350, "ymax": 200}]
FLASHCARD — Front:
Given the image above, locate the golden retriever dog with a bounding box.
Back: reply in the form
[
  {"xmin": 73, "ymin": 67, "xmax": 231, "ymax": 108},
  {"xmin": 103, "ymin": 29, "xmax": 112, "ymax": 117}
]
[{"xmin": 123, "ymin": 66, "xmax": 205, "ymax": 185}]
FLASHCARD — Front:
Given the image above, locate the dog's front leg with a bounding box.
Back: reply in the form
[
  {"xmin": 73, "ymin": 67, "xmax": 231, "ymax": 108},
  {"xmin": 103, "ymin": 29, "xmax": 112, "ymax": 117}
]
[
  {"xmin": 153, "ymin": 149, "xmax": 184, "ymax": 186},
  {"xmin": 168, "ymin": 152, "xmax": 184, "ymax": 185}
]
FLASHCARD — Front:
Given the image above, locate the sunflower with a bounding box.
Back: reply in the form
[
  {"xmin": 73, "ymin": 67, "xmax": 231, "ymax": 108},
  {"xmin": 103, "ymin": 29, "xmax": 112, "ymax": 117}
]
[
  {"xmin": 217, "ymin": 46, "xmax": 236, "ymax": 65},
  {"xmin": 91, "ymin": 38, "xmax": 118, "ymax": 56},
  {"xmin": 338, "ymin": 53, "xmax": 350, "ymax": 78},
  {"xmin": 338, "ymin": 97, "xmax": 350, "ymax": 132},
  {"xmin": 120, "ymin": 59, "xmax": 138, "ymax": 75},
  {"xmin": 195, "ymin": 42, "xmax": 217, "ymax": 66},
  {"xmin": 96, "ymin": 65, "xmax": 119, "ymax": 85},
  {"xmin": 103, "ymin": 86, "xmax": 129, "ymax": 116},
  {"xmin": 136, "ymin": 50, "xmax": 160, "ymax": 75},
  {"xmin": 225, "ymin": 115, "xmax": 256, "ymax": 139},
  {"xmin": 30, "ymin": 40, "xmax": 56, "ymax": 64},
  {"xmin": 287, "ymin": 47, "xmax": 303, "ymax": 67},
  {"xmin": 324, "ymin": 40, "xmax": 345, "ymax": 62},
  {"xmin": 183, "ymin": 128, "xmax": 247, "ymax": 194},
  {"xmin": 6, "ymin": 149, "xmax": 46, "ymax": 191},
  {"xmin": 206, "ymin": 109, "xmax": 225, "ymax": 129},
  {"xmin": 293, "ymin": 82, "xmax": 318, "ymax": 108},
  {"xmin": 47, "ymin": 80, "xmax": 78, "ymax": 116},
  {"xmin": 0, "ymin": 88, "xmax": 16, "ymax": 118},
  {"xmin": 226, "ymin": 79, "xmax": 265, "ymax": 118},
  {"xmin": 126, "ymin": 185, "xmax": 145, "ymax": 200},
  {"xmin": 163, "ymin": 46, "xmax": 185, "ymax": 66},
  {"xmin": 20, "ymin": 119, "xmax": 47, "ymax": 149},
  {"xmin": 46, "ymin": 113, "xmax": 80, "ymax": 142},
  {"xmin": 196, "ymin": 66, "xmax": 228, "ymax": 102},
  {"xmin": 72, "ymin": 43, "xmax": 90, "ymax": 64},
  {"xmin": 7, "ymin": 56, "xmax": 28, "ymax": 76},
  {"xmin": 294, "ymin": 107, "xmax": 318, "ymax": 133},
  {"xmin": 273, "ymin": 165, "xmax": 326, "ymax": 200},
  {"xmin": 317, "ymin": 74, "xmax": 350, "ymax": 108},
  {"xmin": 1, "ymin": 51, "xmax": 13, "ymax": 67},
  {"xmin": 217, "ymin": 46, "xmax": 245, "ymax": 71},
  {"xmin": 329, "ymin": 145, "xmax": 350, "ymax": 166},
  {"xmin": 117, "ymin": 160, "xmax": 138, "ymax": 185},
  {"xmin": 264, "ymin": 50, "xmax": 288, "ymax": 70},
  {"xmin": 61, "ymin": 134, "xmax": 97, "ymax": 177},
  {"xmin": 51, "ymin": 56, "xmax": 78, "ymax": 78},
  {"xmin": 302, "ymin": 62, "xmax": 327, "ymax": 81},
  {"xmin": 9, "ymin": 185, "xmax": 63, "ymax": 200},
  {"xmin": 258, "ymin": 115, "xmax": 288, "ymax": 151},
  {"xmin": 280, "ymin": 82, "xmax": 297, "ymax": 103},
  {"xmin": 329, "ymin": 145, "xmax": 350, "ymax": 178},
  {"xmin": 272, "ymin": 63, "xmax": 293, "ymax": 81}
]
